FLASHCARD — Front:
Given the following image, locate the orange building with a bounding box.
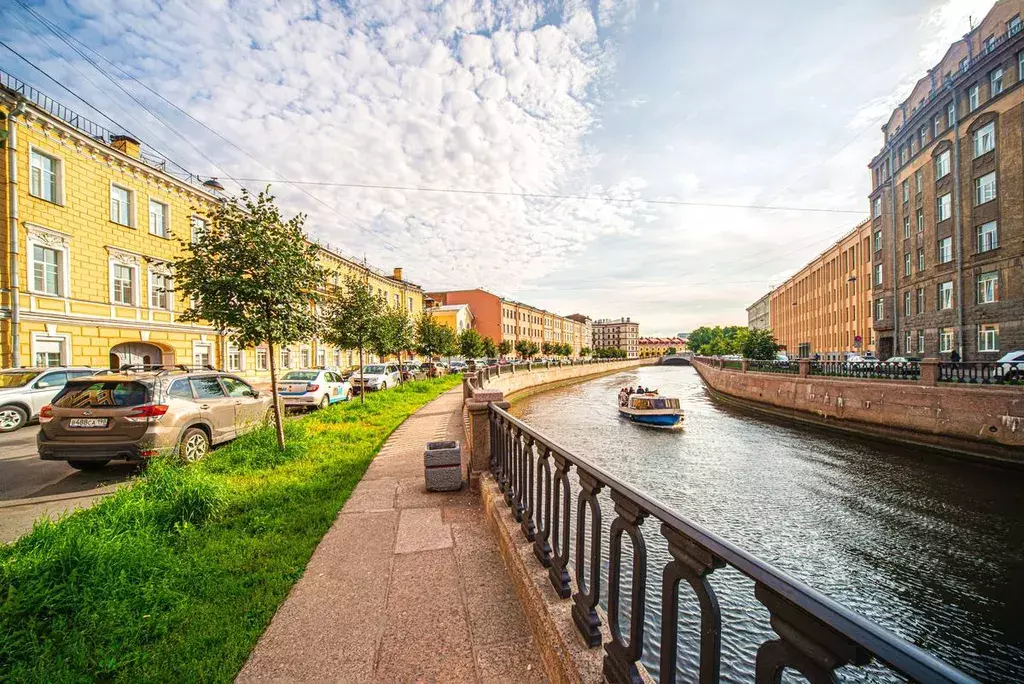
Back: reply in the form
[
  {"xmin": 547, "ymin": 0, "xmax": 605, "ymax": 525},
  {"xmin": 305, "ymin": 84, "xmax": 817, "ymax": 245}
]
[{"xmin": 770, "ymin": 220, "xmax": 876, "ymax": 359}]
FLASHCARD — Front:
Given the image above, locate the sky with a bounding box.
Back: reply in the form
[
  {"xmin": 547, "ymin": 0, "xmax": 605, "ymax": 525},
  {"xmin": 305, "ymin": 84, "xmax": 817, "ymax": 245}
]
[{"xmin": 0, "ymin": 0, "xmax": 999, "ymax": 335}]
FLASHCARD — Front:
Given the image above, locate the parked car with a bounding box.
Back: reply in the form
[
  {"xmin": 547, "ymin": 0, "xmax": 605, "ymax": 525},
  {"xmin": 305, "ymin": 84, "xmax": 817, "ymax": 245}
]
[
  {"xmin": 278, "ymin": 369, "xmax": 352, "ymax": 409},
  {"xmin": 401, "ymin": 362, "xmax": 425, "ymax": 381},
  {"xmin": 847, "ymin": 354, "xmax": 879, "ymax": 364},
  {"xmin": 420, "ymin": 362, "xmax": 446, "ymax": 378},
  {"xmin": 449, "ymin": 361, "xmax": 468, "ymax": 373},
  {"xmin": 37, "ymin": 367, "xmax": 277, "ymax": 469},
  {"xmin": 996, "ymin": 350, "xmax": 1024, "ymax": 379},
  {"xmin": 0, "ymin": 367, "xmax": 100, "ymax": 433},
  {"xmin": 350, "ymin": 363, "xmax": 402, "ymax": 393}
]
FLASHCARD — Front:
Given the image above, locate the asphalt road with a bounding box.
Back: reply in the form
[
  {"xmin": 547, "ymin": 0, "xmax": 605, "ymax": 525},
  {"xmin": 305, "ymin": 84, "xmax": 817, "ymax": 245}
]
[{"xmin": 0, "ymin": 425, "xmax": 137, "ymax": 543}]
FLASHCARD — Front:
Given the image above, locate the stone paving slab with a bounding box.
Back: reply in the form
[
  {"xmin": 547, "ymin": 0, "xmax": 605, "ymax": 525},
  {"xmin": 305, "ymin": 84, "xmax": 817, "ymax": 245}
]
[{"xmin": 238, "ymin": 387, "xmax": 547, "ymax": 684}]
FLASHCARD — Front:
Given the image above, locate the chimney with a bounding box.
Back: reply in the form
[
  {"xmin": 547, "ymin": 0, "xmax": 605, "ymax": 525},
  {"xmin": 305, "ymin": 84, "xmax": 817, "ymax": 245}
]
[
  {"xmin": 111, "ymin": 135, "xmax": 140, "ymax": 159},
  {"xmin": 393, "ymin": 267, "xmax": 403, "ymax": 281}
]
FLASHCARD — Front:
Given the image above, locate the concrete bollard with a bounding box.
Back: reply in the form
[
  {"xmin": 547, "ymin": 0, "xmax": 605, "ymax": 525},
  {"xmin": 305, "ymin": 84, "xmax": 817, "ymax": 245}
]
[{"xmin": 424, "ymin": 441, "xmax": 462, "ymax": 491}]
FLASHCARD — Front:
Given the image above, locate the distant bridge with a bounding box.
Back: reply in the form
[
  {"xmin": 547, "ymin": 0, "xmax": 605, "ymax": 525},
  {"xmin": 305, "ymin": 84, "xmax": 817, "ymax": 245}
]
[{"xmin": 659, "ymin": 352, "xmax": 692, "ymax": 366}]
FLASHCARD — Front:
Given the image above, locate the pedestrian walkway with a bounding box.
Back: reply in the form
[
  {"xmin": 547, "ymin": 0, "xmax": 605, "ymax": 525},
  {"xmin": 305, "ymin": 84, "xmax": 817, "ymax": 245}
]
[{"xmin": 238, "ymin": 387, "xmax": 547, "ymax": 683}]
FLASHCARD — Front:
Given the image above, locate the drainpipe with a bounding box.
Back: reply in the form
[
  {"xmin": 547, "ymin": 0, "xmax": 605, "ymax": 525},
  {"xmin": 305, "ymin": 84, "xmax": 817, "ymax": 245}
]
[
  {"xmin": 5, "ymin": 100, "xmax": 24, "ymax": 368},
  {"xmin": 951, "ymin": 86, "xmax": 965, "ymax": 360},
  {"xmin": 887, "ymin": 146, "xmax": 900, "ymax": 355}
]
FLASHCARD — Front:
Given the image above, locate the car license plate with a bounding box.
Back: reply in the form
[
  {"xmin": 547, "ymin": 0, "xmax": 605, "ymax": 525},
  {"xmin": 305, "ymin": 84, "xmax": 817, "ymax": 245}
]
[{"xmin": 69, "ymin": 418, "xmax": 108, "ymax": 428}]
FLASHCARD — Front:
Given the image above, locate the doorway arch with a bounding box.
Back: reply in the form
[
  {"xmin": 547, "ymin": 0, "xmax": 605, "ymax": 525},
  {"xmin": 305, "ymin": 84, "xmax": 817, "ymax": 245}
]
[{"xmin": 109, "ymin": 342, "xmax": 172, "ymax": 370}]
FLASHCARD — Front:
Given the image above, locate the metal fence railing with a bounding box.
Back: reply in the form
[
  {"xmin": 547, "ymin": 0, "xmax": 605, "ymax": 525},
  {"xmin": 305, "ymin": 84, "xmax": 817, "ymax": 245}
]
[
  {"xmin": 939, "ymin": 362, "xmax": 1024, "ymax": 385},
  {"xmin": 810, "ymin": 361, "xmax": 920, "ymax": 381}
]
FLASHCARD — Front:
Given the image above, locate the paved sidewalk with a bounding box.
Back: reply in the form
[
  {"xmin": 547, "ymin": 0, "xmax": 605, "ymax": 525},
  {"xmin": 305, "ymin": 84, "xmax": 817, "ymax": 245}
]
[{"xmin": 238, "ymin": 388, "xmax": 546, "ymax": 684}]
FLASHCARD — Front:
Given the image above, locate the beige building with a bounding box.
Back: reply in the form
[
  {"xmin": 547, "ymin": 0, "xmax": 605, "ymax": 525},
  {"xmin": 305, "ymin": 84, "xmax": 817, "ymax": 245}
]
[
  {"xmin": 746, "ymin": 292, "xmax": 771, "ymax": 330},
  {"xmin": 638, "ymin": 337, "xmax": 687, "ymax": 358},
  {"xmin": 430, "ymin": 304, "xmax": 474, "ymax": 335},
  {"xmin": 592, "ymin": 317, "xmax": 639, "ymax": 358}
]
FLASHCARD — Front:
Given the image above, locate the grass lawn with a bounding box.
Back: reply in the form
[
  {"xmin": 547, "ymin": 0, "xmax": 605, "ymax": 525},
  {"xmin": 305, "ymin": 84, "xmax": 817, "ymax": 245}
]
[{"xmin": 0, "ymin": 376, "xmax": 462, "ymax": 683}]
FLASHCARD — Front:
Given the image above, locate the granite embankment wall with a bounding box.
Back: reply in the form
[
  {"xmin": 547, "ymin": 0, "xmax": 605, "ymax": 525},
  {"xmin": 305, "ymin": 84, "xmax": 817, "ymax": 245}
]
[
  {"xmin": 693, "ymin": 359, "xmax": 1024, "ymax": 466},
  {"xmin": 467, "ymin": 358, "xmax": 650, "ymax": 401}
]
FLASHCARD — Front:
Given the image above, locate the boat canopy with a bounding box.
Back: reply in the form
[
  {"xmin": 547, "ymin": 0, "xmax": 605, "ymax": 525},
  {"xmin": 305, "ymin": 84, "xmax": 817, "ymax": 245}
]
[{"xmin": 628, "ymin": 396, "xmax": 681, "ymax": 410}]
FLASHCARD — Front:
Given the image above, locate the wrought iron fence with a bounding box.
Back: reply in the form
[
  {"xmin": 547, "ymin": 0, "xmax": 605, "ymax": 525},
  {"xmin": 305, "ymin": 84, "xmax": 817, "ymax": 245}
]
[
  {"xmin": 488, "ymin": 404, "xmax": 974, "ymax": 683},
  {"xmin": 810, "ymin": 361, "xmax": 920, "ymax": 381},
  {"xmin": 746, "ymin": 359, "xmax": 798, "ymax": 375},
  {"xmin": 939, "ymin": 361, "xmax": 1024, "ymax": 385}
]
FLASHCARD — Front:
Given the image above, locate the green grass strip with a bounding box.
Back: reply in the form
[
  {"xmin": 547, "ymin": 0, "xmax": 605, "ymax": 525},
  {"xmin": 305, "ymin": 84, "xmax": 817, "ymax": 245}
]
[{"xmin": 0, "ymin": 376, "xmax": 462, "ymax": 683}]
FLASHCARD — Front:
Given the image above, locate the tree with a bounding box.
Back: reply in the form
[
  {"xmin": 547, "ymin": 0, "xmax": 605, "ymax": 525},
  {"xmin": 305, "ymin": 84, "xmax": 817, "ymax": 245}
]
[
  {"xmin": 415, "ymin": 313, "xmax": 449, "ymax": 360},
  {"xmin": 459, "ymin": 329, "xmax": 485, "ymax": 359},
  {"xmin": 742, "ymin": 328, "xmax": 781, "ymax": 360},
  {"xmin": 514, "ymin": 340, "xmax": 530, "ymax": 359},
  {"xmin": 322, "ymin": 274, "xmax": 383, "ymax": 404},
  {"xmin": 541, "ymin": 342, "xmax": 553, "ymax": 356},
  {"xmin": 373, "ymin": 305, "xmax": 414, "ymax": 383},
  {"xmin": 580, "ymin": 346, "xmax": 591, "ymax": 358},
  {"xmin": 498, "ymin": 340, "xmax": 512, "ymax": 357},
  {"xmin": 174, "ymin": 186, "xmax": 325, "ymax": 449},
  {"xmin": 482, "ymin": 337, "xmax": 497, "ymax": 358}
]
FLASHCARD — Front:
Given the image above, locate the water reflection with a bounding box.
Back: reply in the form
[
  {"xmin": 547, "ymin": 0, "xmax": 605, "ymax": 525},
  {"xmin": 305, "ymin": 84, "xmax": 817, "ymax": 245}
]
[{"xmin": 511, "ymin": 366, "xmax": 1024, "ymax": 683}]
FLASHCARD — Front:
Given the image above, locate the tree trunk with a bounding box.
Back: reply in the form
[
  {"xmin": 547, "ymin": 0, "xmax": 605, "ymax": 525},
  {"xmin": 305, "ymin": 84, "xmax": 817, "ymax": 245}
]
[
  {"xmin": 397, "ymin": 349, "xmax": 404, "ymax": 384},
  {"xmin": 358, "ymin": 345, "xmax": 365, "ymax": 404},
  {"xmin": 267, "ymin": 340, "xmax": 286, "ymax": 449}
]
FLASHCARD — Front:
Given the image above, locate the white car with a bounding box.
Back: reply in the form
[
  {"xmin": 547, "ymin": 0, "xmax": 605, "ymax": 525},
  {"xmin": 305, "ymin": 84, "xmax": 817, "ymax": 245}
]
[
  {"xmin": 0, "ymin": 367, "xmax": 99, "ymax": 432},
  {"xmin": 278, "ymin": 369, "xmax": 352, "ymax": 409},
  {"xmin": 996, "ymin": 350, "xmax": 1024, "ymax": 379},
  {"xmin": 351, "ymin": 363, "xmax": 402, "ymax": 393}
]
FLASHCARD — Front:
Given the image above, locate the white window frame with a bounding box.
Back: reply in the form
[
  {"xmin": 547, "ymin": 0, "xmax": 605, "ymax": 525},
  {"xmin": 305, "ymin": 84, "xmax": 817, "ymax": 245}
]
[
  {"xmin": 937, "ymin": 193, "xmax": 952, "ymax": 221},
  {"xmin": 149, "ymin": 199, "xmax": 170, "ymax": 238},
  {"xmin": 874, "ymin": 298, "xmax": 884, "ymax": 322},
  {"xmin": 915, "ymin": 170, "xmax": 922, "ymax": 193},
  {"xmin": 916, "ymin": 209, "xmax": 924, "ymax": 232},
  {"xmin": 939, "ymin": 328, "xmax": 953, "ymax": 353},
  {"xmin": 300, "ymin": 347, "xmax": 311, "ymax": 368},
  {"xmin": 939, "ymin": 281, "xmax": 953, "ymax": 310},
  {"xmin": 947, "ymin": 102, "xmax": 955, "ymax": 127},
  {"xmin": 938, "ymin": 237, "xmax": 953, "ymax": 264},
  {"xmin": 25, "ymin": 224, "xmax": 71, "ymax": 298},
  {"xmin": 904, "ymin": 253, "xmax": 911, "ymax": 277},
  {"xmin": 991, "ymin": 67, "xmax": 1004, "ymax": 96},
  {"xmin": 148, "ymin": 267, "xmax": 173, "ymax": 311},
  {"xmin": 901, "ymin": 180, "xmax": 909, "ymax": 202},
  {"xmin": 903, "ymin": 216, "xmax": 910, "ymax": 239},
  {"xmin": 978, "ymin": 324, "xmax": 999, "ymax": 352},
  {"xmin": 917, "ymin": 330, "xmax": 925, "ymax": 354},
  {"xmin": 872, "ymin": 197, "xmax": 881, "ymax": 217},
  {"xmin": 903, "ymin": 291, "xmax": 911, "ymax": 315},
  {"xmin": 973, "ymin": 121, "xmax": 995, "ymax": 157},
  {"xmin": 969, "ymin": 84, "xmax": 980, "ymax": 111},
  {"xmin": 977, "ymin": 271, "xmax": 998, "ymax": 304},
  {"xmin": 28, "ymin": 146, "xmax": 64, "ymax": 205},
  {"xmin": 281, "ymin": 347, "xmax": 292, "ymax": 369},
  {"xmin": 975, "ymin": 172, "xmax": 996, "ymax": 205},
  {"xmin": 918, "ymin": 248, "xmax": 925, "ymax": 272},
  {"xmin": 190, "ymin": 215, "xmax": 207, "ymax": 242},
  {"xmin": 874, "ymin": 230, "xmax": 882, "ymax": 252},
  {"xmin": 110, "ymin": 183, "xmax": 135, "ymax": 227},
  {"xmin": 977, "ymin": 220, "xmax": 998, "ymax": 252},
  {"xmin": 108, "ymin": 250, "xmax": 141, "ymax": 306},
  {"xmin": 316, "ymin": 347, "xmax": 326, "ymax": 368},
  {"xmin": 227, "ymin": 346, "xmax": 242, "ymax": 371},
  {"xmin": 1019, "ymin": 51, "xmax": 1024, "ymax": 82},
  {"xmin": 936, "ymin": 150, "xmax": 950, "ymax": 179},
  {"xmin": 31, "ymin": 332, "xmax": 71, "ymax": 367},
  {"xmin": 874, "ymin": 263, "xmax": 882, "ymax": 286},
  {"xmin": 256, "ymin": 348, "xmax": 269, "ymax": 371},
  {"xmin": 192, "ymin": 342, "xmax": 213, "ymax": 368}
]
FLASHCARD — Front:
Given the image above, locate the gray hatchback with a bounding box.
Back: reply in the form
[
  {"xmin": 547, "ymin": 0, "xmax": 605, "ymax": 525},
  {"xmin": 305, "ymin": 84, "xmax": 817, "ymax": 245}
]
[{"xmin": 0, "ymin": 367, "xmax": 99, "ymax": 433}]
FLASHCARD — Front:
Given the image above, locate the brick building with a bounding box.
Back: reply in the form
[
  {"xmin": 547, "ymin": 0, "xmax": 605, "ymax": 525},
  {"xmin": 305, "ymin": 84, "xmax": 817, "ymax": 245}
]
[
  {"xmin": 592, "ymin": 317, "xmax": 639, "ymax": 358},
  {"xmin": 869, "ymin": 0, "xmax": 1024, "ymax": 360}
]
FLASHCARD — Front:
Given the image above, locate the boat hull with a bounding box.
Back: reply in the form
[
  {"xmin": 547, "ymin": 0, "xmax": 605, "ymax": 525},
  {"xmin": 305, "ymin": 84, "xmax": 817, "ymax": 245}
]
[{"xmin": 618, "ymin": 409, "xmax": 683, "ymax": 427}]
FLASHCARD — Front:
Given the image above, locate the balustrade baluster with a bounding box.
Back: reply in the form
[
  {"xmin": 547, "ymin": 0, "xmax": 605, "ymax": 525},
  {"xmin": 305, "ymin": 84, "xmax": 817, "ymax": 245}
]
[
  {"xmin": 533, "ymin": 445, "xmax": 553, "ymax": 567},
  {"xmin": 659, "ymin": 525, "xmax": 725, "ymax": 684},
  {"xmin": 520, "ymin": 436, "xmax": 537, "ymax": 540},
  {"xmin": 548, "ymin": 452, "xmax": 572, "ymax": 597},
  {"xmin": 604, "ymin": 492, "xmax": 649, "ymax": 683},
  {"xmin": 572, "ymin": 471, "xmax": 604, "ymax": 647},
  {"xmin": 505, "ymin": 426, "xmax": 518, "ymax": 508},
  {"xmin": 496, "ymin": 416, "xmax": 509, "ymax": 493}
]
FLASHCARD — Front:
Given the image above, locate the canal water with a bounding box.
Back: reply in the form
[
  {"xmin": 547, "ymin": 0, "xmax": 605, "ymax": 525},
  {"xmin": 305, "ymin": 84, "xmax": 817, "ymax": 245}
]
[{"xmin": 510, "ymin": 365, "xmax": 1024, "ymax": 683}]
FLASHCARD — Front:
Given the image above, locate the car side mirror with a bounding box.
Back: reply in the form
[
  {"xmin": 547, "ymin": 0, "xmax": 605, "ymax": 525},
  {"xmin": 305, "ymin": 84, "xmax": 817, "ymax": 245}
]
[{"xmin": 249, "ymin": 389, "xmax": 260, "ymax": 398}]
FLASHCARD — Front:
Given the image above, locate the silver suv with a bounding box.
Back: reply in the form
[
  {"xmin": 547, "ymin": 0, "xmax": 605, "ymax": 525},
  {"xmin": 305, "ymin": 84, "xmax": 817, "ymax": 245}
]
[{"xmin": 0, "ymin": 367, "xmax": 99, "ymax": 432}]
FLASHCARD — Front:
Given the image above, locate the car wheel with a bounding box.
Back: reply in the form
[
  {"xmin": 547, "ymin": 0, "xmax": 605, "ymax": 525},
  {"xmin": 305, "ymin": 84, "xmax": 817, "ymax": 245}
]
[
  {"xmin": 0, "ymin": 405, "xmax": 27, "ymax": 433},
  {"xmin": 67, "ymin": 460, "xmax": 110, "ymax": 471},
  {"xmin": 179, "ymin": 427, "xmax": 210, "ymax": 463},
  {"xmin": 263, "ymin": 408, "xmax": 276, "ymax": 425},
  {"xmin": 346, "ymin": 389, "xmax": 353, "ymax": 401},
  {"xmin": 318, "ymin": 394, "xmax": 330, "ymax": 410},
  {"xmin": 380, "ymin": 381, "xmax": 387, "ymax": 390}
]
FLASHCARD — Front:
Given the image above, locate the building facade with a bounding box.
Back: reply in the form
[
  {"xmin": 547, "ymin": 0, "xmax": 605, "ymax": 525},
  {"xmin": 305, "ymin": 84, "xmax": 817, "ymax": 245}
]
[
  {"xmin": 592, "ymin": 317, "xmax": 639, "ymax": 358},
  {"xmin": 565, "ymin": 313, "xmax": 593, "ymax": 353},
  {"xmin": 0, "ymin": 70, "xmax": 423, "ymax": 377},
  {"xmin": 770, "ymin": 221, "xmax": 875, "ymax": 360},
  {"xmin": 746, "ymin": 292, "xmax": 771, "ymax": 330},
  {"xmin": 427, "ymin": 289, "xmax": 587, "ymax": 356},
  {"xmin": 869, "ymin": 0, "xmax": 1024, "ymax": 360},
  {"xmin": 638, "ymin": 337, "xmax": 687, "ymax": 358},
  {"xmin": 429, "ymin": 303, "xmax": 474, "ymax": 335}
]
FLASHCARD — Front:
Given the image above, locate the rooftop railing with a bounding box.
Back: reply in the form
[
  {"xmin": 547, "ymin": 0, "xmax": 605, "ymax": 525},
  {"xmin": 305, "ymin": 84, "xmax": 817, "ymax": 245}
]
[{"xmin": 488, "ymin": 404, "xmax": 977, "ymax": 683}]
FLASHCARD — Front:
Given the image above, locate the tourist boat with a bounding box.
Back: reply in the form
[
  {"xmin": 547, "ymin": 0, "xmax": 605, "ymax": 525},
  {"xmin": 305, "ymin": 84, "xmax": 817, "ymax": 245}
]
[{"xmin": 618, "ymin": 393, "xmax": 684, "ymax": 427}]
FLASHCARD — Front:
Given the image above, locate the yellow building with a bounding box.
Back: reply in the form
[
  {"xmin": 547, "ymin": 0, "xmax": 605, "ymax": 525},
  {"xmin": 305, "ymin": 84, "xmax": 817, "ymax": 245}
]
[
  {"xmin": 638, "ymin": 337, "xmax": 687, "ymax": 358},
  {"xmin": 430, "ymin": 303, "xmax": 474, "ymax": 335},
  {"xmin": 0, "ymin": 71, "xmax": 423, "ymax": 377}
]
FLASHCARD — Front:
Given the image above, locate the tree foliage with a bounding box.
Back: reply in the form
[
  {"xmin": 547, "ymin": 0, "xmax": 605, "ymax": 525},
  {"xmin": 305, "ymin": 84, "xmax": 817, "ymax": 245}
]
[
  {"xmin": 688, "ymin": 325, "xmax": 747, "ymax": 356},
  {"xmin": 415, "ymin": 314, "xmax": 456, "ymax": 360},
  {"xmin": 321, "ymin": 274, "xmax": 383, "ymax": 403},
  {"xmin": 482, "ymin": 337, "xmax": 497, "ymax": 358},
  {"xmin": 594, "ymin": 346, "xmax": 627, "ymax": 359},
  {"xmin": 580, "ymin": 346, "xmax": 591, "ymax": 357},
  {"xmin": 497, "ymin": 340, "xmax": 513, "ymax": 357},
  {"xmin": 514, "ymin": 340, "xmax": 540, "ymax": 359},
  {"xmin": 741, "ymin": 328, "xmax": 781, "ymax": 360},
  {"xmin": 458, "ymin": 329, "xmax": 485, "ymax": 359},
  {"xmin": 174, "ymin": 187, "xmax": 326, "ymax": 447},
  {"xmin": 373, "ymin": 305, "xmax": 414, "ymax": 382}
]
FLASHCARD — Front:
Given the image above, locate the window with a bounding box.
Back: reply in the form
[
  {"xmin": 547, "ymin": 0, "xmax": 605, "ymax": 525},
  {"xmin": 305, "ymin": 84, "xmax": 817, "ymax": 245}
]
[
  {"xmin": 973, "ymin": 121, "xmax": 995, "ymax": 157},
  {"xmin": 112, "ymin": 264, "xmax": 136, "ymax": 305},
  {"xmin": 947, "ymin": 102, "xmax": 955, "ymax": 127},
  {"xmin": 875, "ymin": 298, "xmax": 884, "ymax": 321},
  {"xmin": 32, "ymin": 244, "xmax": 62, "ymax": 296},
  {"xmin": 919, "ymin": 126, "xmax": 927, "ymax": 147},
  {"xmin": 1020, "ymin": 51, "xmax": 1024, "ymax": 82},
  {"xmin": 905, "ymin": 331, "xmax": 913, "ymax": 352},
  {"xmin": 903, "ymin": 216, "xmax": 911, "ymax": 239},
  {"xmin": 872, "ymin": 197, "xmax": 881, "ymax": 217},
  {"xmin": 978, "ymin": 324, "xmax": 999, "ymax": 352},
  {"xmin": 874, "ymin": 264, "xmax": 882, "ymax": 286},
  {"xmin": 917, "ymin": 248, "xmax": 925, "ymax": 272},
  {"xmin": 936, "ymin": 150, "xmax": 950, "ymax": 178},
  {"xmin": 969, "ymin": 84, "xmax": 980, "ymax": 111},
  {"xmin": 168, "ymin": 379, "xmax": 193, "ymax": 399},
  {"xmin": 977, "ymin": 271, "xmax": 998, "ymax": 304},
  {"xmin": 34, "ymin": 337, "xmax": 66, "ymax": 367},
  {"xmin": 256, "ymin": 348, "xmax": 269, "ymax": 371},
  {"xmin": 193, "ymin": 344, "xmax": 212, "ymax": 368},
  {"xmin": 281, "ymin": 347, "xmax": 292, "ymax": 369},
  {"xmin": 937, "ymin": 193, "xmax": 951, "ymax": 221},
  {"xmin": 300, "ymin": 348, "xmax": 311, "ymax": 368},
  {"xmin": 933, "ymin": 115, "xmax": 941, "ymax": 137},
  {"xmin": 977, "ymin": 220, "xmax": 998, "ymax": 252},
  {"xmin": 190, "ymin": 216, "xmax": 207, "ymax": 242},
  {"xmin": 149, "ymin": 200, "xmax": 168, "ymax": 237},
  {"xmin": 408, "ymin": 296, "xmax": 413, "ymax": 312},
  {"xmin": 938, "ymin": 236, "xmax": 952, "ymax": 263},
  {"xmin": 984, "ymin": 34, "xmax": 996, "ymax": 52},
  {"xmin": 191, "ymin": 376, "xmax": 225, "ymax": 399},
  {"xmin": 960, "ymin": 57, "xmax": 970, "ymax": 72},
  {"xmin": 149, "ymin": 271, "xmax": 172, "ymax": 310},
  {"xmin": 1010, "ymin": 15, "xmax": 1022, "ymax": 35},
  {"xmin": 221, "ymin": 377, "xmax": 252, "ymax": 398},
  {"xmin": 874, "ymin": 230, "xmax": 882, "ymax": 252},
  {"xmin": 975, "ymin": 172, "xmax": 996, "ymax": 205},
  {"xmin": 916, "ymin": 208, "xmax": 924, "ymax": 233},
  {"xmin": 228, "ymin": 346, "xmax": 242, "ymax": 371},
  {"xmin": 917, "ymin": 330, "xmax": 925, "ymax": 354},
  {"xmin": 915, "ymin": 169, "xmax": 922, "ymax": 193},
  {"xmin": 110, "ymin": 185, "xmax": 133, "ymax": 226},
  {"xmin": 901, "ymin": 180, "xmax": 909, "ymax": 202},
  {"xmin": 938, "ymin": 281, "xmax": 953, "ymax": 309},
  {"xmin": 29, "ymin": 150, "xmax": 60, "ymax": 203},
  {"xmin": 900, "ymin": 146, "xmax": 908, "ymax": 165},
  {"xmin": 904, "ymin": 291, "xmax": 912, "ymax": 315},
  {"xmin": 904, "ymin": 253, "xmax": 911, "ymax": 277},
  {"xmin": 939, "ymin": 328, "xmax": 953, "ymax": 353},
  {"xmin": 916, "ymin": 287, "xmax": 924, "ymax": 314},
  {"xmin": 991, "ymin": 67, "xmax": 1004, "ymax": 96}
]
